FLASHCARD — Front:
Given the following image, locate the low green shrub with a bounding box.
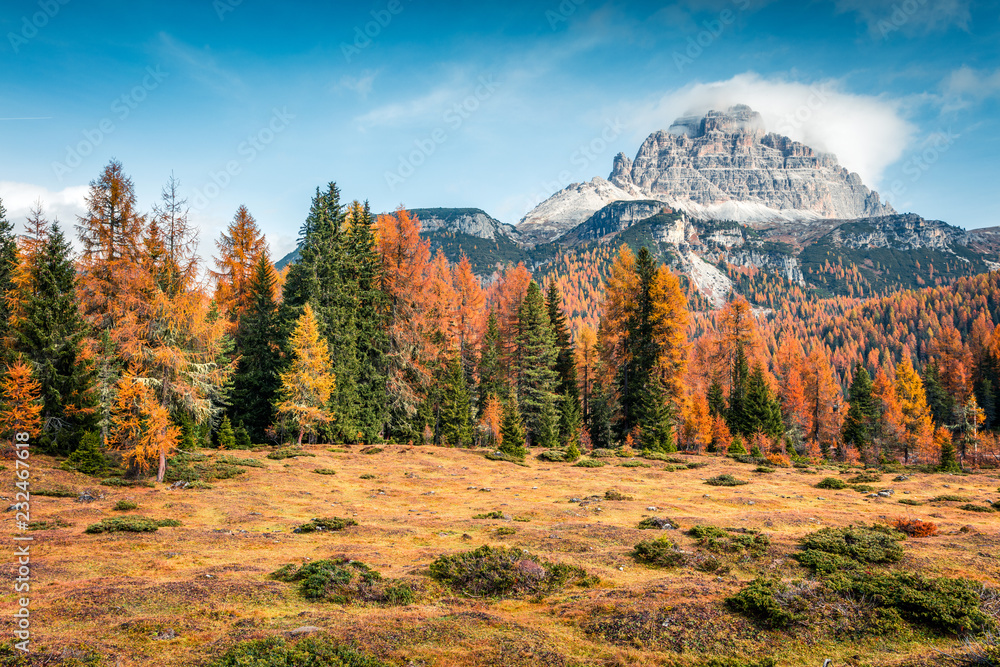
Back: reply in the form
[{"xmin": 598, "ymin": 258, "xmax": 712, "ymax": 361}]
[
  {"xmin": 312, "ymin": 468, "xmax": 337, "ymax": 475},
  {"xmin": 726, "ymin": 578, "xmax": 804, "ymax": 628},
  {"xmin": 686, "ymin": 461, "xmax": 709, "ymax": 469},
  {"xmin": 206, "ymin": 635, "xmax": 392, "ymax": 666},
  {"xmin": 958, "ymin": 503, "xmax": 996, "ymax": 513},
  {"xmin": 754, "ymin": 466, "xmax": 775, "ymax": 473},
  {"xmin": 641, "ymin": 452, "xmax": 685, "ymax": 463},
  {"xmin": 293, "ymin": 517, "xmax": 358, "ymax": 533},
  {"xmin": 359, "ymin": 473, "xmax": 376, "ymax": 479},
  {"xmin": 848, "ymin": 472, "xmax": 882, "ymax": 484},
  {"xmin": 32, "ymin": 488, "xmax": 76, "ymax": 498},
  {"xmin": 27, "ymin": 518, "xmax": 69, "ymax": 530},
  {"xmin": 429, "ymin": 545, "xmax": 597, "ymax": 597},
  {"xmin": 484, "ymin": 450, "xmax": 527, "ymax": 465},
  {"xmin": 632, "ymin": 537, "xmax": 686, "ymax": 567},
  {"xmin": 705, "ymin": 474, "xmax": 748, "ymax": 487},
  {"xmin": 688, "ymin": 525, "xmax": 769, "ymax": 557},
  {"xmin": 270, "ymin": 559, "xmax": 410, "ymax": 606},
  {"xmin": 100, "ymin": 477, "xmax": 154, "ymax": 488},
  {"xmin": 897, "ymin": 498, "xmax": 924, "ymax": 506},
  {"xmin": 590, "ymin": 448, "xmax": 617, "ymax": 458},
  {"xmin": 84, "ymin": 516, "xmax": 180, "ymax": 534},
  {"xmin": 825, "ymin": 571, "xmax": 996, "ymax": 635},
  {"xmin": 473, "ymin": 510, "xmax": 506, "ymax": 519},
  {"xmin": 604, "ymin": 489, "xmax": 631, "ymax": 501},
  {"xmin": 688, "ymin": 525, "xmax": 727, "ymax": 539},
  {"xmin": 360, "ymin": 446, "xmax": 383, "ymax": 455},
  {"xmin": 931, "ymin": 494, "xmax": 972, "ymax": 502},
  {"xmin": 113, "ymin": 499, "xmax": 138, "ymax": 511},
  {"xmin": 619, "ymin": 460, "xmax": 651, "ymax": 468},
  {"xmin": 217, "ymin": 455, "xmax": 265, "ymax": 468},
  {"xmin": 536, "ymin": 449, "xmax": 566, "ymax": 462},
  {"xmin": 637, "ymin": 517, "xmax": 678, "ymax": 530},
  {"xmin": 267, "ymin": 448, "xmax": 315, "ymax": 460},
  {"xmin": 574, "ymin": 459, "xmax": 605, "ymax": 468},
  {"xmin": 495, "ymin": 526, "xmax": 516, "ymax": 536},
  {"xmin": 815, "ymin": 477, "xmax": 848, "ymax": 490},
  {"xmin": 328, "ymin": 447, "xmax": 347, "ymax": 453},
  {"xmin": 794, "ymin": 524, "xmax": 904, "ymax": 572}
]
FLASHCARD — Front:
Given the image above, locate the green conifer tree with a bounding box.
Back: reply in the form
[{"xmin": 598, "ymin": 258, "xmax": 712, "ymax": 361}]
[
  {"xmin": 217, "ymin": 414, "xmax": 236, "ymax": 449},
  {"xmin": 842, "ymin": 364, "xmax": 879, "ymax": 458},
  {"xmin": 744, "ymin": 363, "xmax": 784, "ymax": 440},
  {"xmin": 515, "ymin": 281, "xmax": 560, "ymax": 446},
  {"xmin": 922, "ymin": 362, "xmax": 954, "ymax": 427},
  {"xmin": 707, "ymin": 380, "xmax": 726, "ymax": 418},
  {"xmin": 13, "ymin": 222, "xmax": 97, "ymax": 454},
  {"xmin": 477, "ymin": 310, "xmax": 504, "ymax": 415},
  {"xmin": 439, "ymin": 355, "xmax": 473, "ymax": 447},
  {"xmin": 727, "ymin": 345, "xmax": 751, "ymax": 437},
  {"xmin": 0, "ymin": 197, "xmax": 16, "ymax": 367},
  {"xmin": 546, "ymin": 280, "xmax": 579, "ymax": 405},
  {"xmin": 499, "ymin": 394, "xmax": 527, "ymax": 460},
  {"xmin": 230, "ymin": 254, "xmax": 282, "ymax": 443},
  {"xmin": 939, "ymin": 434, "xmax": 960, "ymax": 472}
]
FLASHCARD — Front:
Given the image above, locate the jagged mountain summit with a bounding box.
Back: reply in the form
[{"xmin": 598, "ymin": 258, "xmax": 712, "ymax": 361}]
[{"xmin": 517, "ymin": 104, "xmax": 894, "ymax": 245}]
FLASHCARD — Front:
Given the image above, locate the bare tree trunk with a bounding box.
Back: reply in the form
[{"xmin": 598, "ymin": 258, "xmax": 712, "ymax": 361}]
[
  {"xmin": 157, "ymin": 449, "xmax": 166, "ymax": 483},
  {"xmin": 297, "ymin": 428, "xmax": 304, "ymax": 447}
]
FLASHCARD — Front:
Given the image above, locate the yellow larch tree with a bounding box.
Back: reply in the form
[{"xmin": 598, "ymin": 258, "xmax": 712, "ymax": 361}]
[
  {"xmin": 276, "ymin": 304, "xmax": 335, "ymax": 446},
  {"xmin": 0, "ymin": 360, "xmax": 43, "ymax": 441}
]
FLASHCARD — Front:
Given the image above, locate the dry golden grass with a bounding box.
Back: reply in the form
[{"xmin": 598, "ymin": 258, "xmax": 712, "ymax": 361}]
[{"xmin": 2, "ymin": 447, "xmax": 999, "ymax": 666}]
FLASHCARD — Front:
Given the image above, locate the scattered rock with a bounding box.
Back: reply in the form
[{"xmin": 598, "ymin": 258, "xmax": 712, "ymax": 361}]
[
  {"xmin": 646, "ymin": 506, "xmax": 658, "ymax": 511},
  {"xmin": 153, "ymin": 629, "xmax": 177, "ymax": 640},
  {"xmin": 169, "ymin": 481, "xmax": 189, "ymax": 490},
  {"xmin": 76, "ymin": 490, "xmax": 103, "ymax": 503}
]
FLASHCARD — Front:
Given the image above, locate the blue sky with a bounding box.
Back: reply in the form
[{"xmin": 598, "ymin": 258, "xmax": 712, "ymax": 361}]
[{"xmin": 1, "ymin": 0, "xmax": 997, "ymax": 258}]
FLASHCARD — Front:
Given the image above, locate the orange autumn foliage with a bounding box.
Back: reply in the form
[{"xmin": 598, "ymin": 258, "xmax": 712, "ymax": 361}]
[
  {"xmin": 212, "ymin": 205, "xmax": 268, "ymax": 321},
  {"xmin": 107, "ymin": 373, "xmax": 180, "ymax": 482},
  {"xmin": 0, "ymin": 360, "xmax": 43, "ymax": 441}
]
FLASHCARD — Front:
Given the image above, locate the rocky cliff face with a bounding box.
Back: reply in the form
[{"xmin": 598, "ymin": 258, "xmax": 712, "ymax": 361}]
[
  {"xmin": 518, "ymin": 104, "xmax": 894, "ymax": 244},
  {"xmin": 411, "ymin": 208, "xmax": 519, "ymax": 242}
]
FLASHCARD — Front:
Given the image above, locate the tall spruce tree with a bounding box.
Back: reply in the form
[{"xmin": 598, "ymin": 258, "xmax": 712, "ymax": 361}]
[
  {"xmin": 515, "ymin": 281, "xmax": 560, "ymax": 447},
  {"xmin": 617, "ymin": 247, "xmax": 659, "ymax": 434},
  {"xmin": 13, "ymin": 222, "xmax": 96, "ymax": 454},
  {"xmin": 0, "ymin": 197, "xmax": 16, "ymax": 366},
  {"xmin": 499, "ymin": 393, "xmax": 527, "ymax": 459},
  {"xmin": 230, "ymin": 254, "xmax": 282, "ymax": 443},
  {"xmin": 546, "ymin": 280, "xmax": 579, "ymax": 402},
  {"xmin": 727, "ymin": 345, "xmax": 751, "ymax": 436},
  {"xmin": 707, "ymin": 380, "xmax": 726, "ymax": 418},
  {"xmin": 842, "ymin": 364, "xmax": 878, "ymax": 457},
  {"xmin": 922, "ymin": 362, "xmax": 954, "ymax": 427},
  {"xmin": 477, "ymin": 310, "xmax": 504, "ymax": 414},
  {"xmin": 439, "ymin": 355, "xmax": 473, "ymax": 447},
  {"xmin": 744, "ymin": 364, "xmax": 784, "ymax": 441}
]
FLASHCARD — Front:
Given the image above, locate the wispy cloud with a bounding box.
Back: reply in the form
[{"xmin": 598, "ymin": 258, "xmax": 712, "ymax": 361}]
[
  {"xmin": 338, "ymin": 69, "xmax": 379, "ymax": 100},
  {"xmin": 834, "ymin": 0, "xmax": 972, "ymax": 37},
  {"xmin": 941, "ymin": 65, "xmax": 1000, "ymax": 111}
]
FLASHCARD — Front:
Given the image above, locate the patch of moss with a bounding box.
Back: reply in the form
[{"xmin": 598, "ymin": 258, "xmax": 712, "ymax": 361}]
[{"xmin": 429, "ymin": 545, "xmax": 597, "ymax": 598}]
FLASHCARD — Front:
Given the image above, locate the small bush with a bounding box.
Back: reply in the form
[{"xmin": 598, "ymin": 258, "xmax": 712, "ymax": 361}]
[
  {"xmin": 270, "ymin": 559, "xmax": 409, "ymax": 606},
  {"xmin": 632, "ymin": 537, "xmax": 686, "ymax": 568},
  {"xmin": 205, "ymin": 636, "xmax": 391, "ymax": 667},
  {"xmin": 754, "ymin": 466, "xmax": 775, "ymax": 473},
  {"xmin": 473, "ymin": 510, "xmax": 506, "ymax": 519},
  {"xmin": 233, "ymin": 425, "xmax": 253, "ymax": 450},
  {"xmin": 898, "ymin": 498, "xmax": 924, "ymax": 506},
  {"xmin": 705, "ymin": 474, "xmax": 748, "ymax": 487},
  {"xmin": 113, "ymin": 499, "xmax": 138, "ymax": 511},
  {"xmin": 27, "ymin": 518, "xmax": 69, "ymax": 530},
  {"xmin": 495, "ymin": 526, "xmax": 516, "ymax": 536},
  {"xmin": 686, "ymin": 461, "xmax": 709, "ymax": 469},
  {"xmin": 484, "ymin": 450, "xmax": 527, "ymax": 466},
  {"xmin": 294, "ymin": 517, "xmax": 358, "ymax": 533},
  {"xmin": 891, "ymin": 517, "xmax": 938, "ymax": 537},
  {"xmin": 604, "ymin": 489, "xmax": 631, "ymax": 501},
  {"xmin": 688, "ymin": 525, "xmax": 727, "ymax": 539},
  {"xmin": 217, "ymin": 455, "xmax": 265, "ymax": 468},
  {"xmin": 589, "ymin": 448, "xmax": 618, "ymax": 458},
  {"xmin": 33, "ymin": 488, "xmax": 77, "ymax": 498},
  {"xmin": 359, "ymin": 473, "xmax": 376, "ymax": 479},
  {"xmin": 267, "ymin": 448, "xmax": 315, "ymax": 460},
  {"xmin": 959, "ymin": 503, "xmax": 996, "ymax": 513},
  {"xmin": 360, "ymin": 446, "xmax": 383, "ymax": 455},
  {"xmin": 84, "ymin": 517, "xmax": 180, "ymax": 534},
  {"xmin": 688, "ymin": 525, "xmax": 769, "ymax": 557},
  {"xmin": 537, "ymin": 449, "xmax": 566, "ymax": 462},
  {"xmin": 851, "ymin": 484, "xmax": 877, "ymax": 493},
  {"xmin": 794, "ymin": 524, "xmax": 904, "ymax": 572},
  {"xmin": 574, "ymin": 459, "xmax": 605, "ymax": 468},
  {"xmin": 848, "ymin": 472, "xmax": 882, "ymax": 483},
  {"xmin": 931, "ymin": 494, "xmax": 972, "ymax": 502},
  {"xmin": 642, "ymin": 452, "xmax": 686, "ymax": 463},
  {"xmin": 619, "ymin": 460, "xmax": 651, "ymax": 468},
  {"xmin": 312, "ymin": 468, "xmax": 337, "ymax": 475},
  {"xmin": 429, "ymin": 545, "xmax": 596, "ymax": 597},
  {"xmin": 815, "ymin": 477, "xmax": 848, "ymax": 490},
  {"xmin": 63, "ymin": 431, "xmax": 106, "ymax": 475},
  {"xmin": 726, "ymin": 578, "xmax": 804, "ymax": 628},
  {"xmin": 637, "ymin": 517, "xmax": 678, "ymax": 530},
  {"xmin": 100, "ymin": 477, "xmax": 154, "ymax": 488}
]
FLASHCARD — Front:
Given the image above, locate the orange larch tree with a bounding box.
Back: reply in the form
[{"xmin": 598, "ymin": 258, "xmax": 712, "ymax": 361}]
[
  {"xmin": 0, "ymin": 360, "xmax": 43, "ymax": 441},
  {"xmin": 803, "ymin": 347, "xmax": 842, "ymax": 457},
  {"xmin": 107, "ymin": 373, "xmax": 180, "ymax": 482},
  {"xmin": 452, "ymin": 253, "xmax": 486, "ymax": 376},
  {"xmin": 212, "ymin": 205, "xmax": 268, "ymax": 322},
  {"xmin": 894, "ymin": 356, "xmax": 935, "ymax": 464}
]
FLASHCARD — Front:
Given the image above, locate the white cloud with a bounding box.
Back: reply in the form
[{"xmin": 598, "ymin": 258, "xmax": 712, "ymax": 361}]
[
  {"xmin": 628, "ymin": 72, "xmax": 917, "ymax": 188},
  {"xmin": 942, "ymin": 65, "xmax": 1000, "ymax": 111},
  {"xmin": 353, "ymin": 85, "xmax": 457, "ymax": 130},
  {"xmin": 338, "ymin": 70, "xmax": 379, "ymax": 100},
  {"xmin": 834, "ymin": 0, "xmax": 972, "ymax": 37},
  {"xmin": 0, "ymin": 182, "xmax": 89, "ymax": 233}
]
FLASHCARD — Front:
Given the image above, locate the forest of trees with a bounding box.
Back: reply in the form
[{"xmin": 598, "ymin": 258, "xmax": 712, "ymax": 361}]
[{"xmin": 1, "ymin": 159, "xmax": 998, "ymax": 481}]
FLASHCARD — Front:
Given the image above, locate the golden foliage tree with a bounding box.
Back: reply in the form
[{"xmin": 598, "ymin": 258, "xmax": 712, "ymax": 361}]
[
  {"xmin": 895, "ymin": 356, "xmax": 934, "ymax": 464},
  {"xmin": 108, "ymin": 373, "xmax": 180, "ymax": 482},
  {"xmin": 0, "ymin": 360, "xmax": 43, "ymax": 441},
  {"xmin": 276, "ymin": 304, "xmax": 335, "ymax": 446},
  {"xmin": 212, "ymin": 205, "xmax": 268, "ymax": 321}
]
